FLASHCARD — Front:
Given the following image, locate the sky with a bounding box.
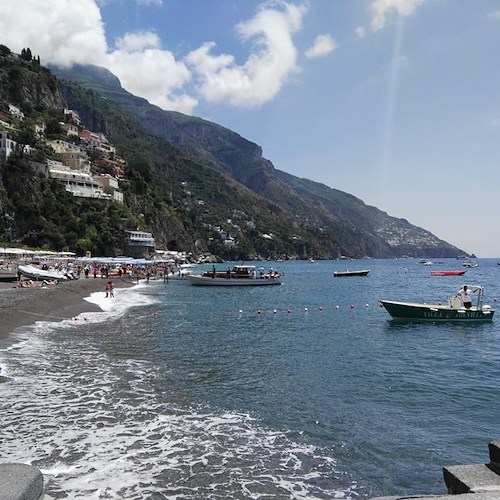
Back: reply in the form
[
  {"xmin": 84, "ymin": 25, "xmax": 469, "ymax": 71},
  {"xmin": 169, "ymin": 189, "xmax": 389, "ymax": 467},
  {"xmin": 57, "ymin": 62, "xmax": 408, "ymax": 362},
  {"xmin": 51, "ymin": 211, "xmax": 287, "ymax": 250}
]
[{"xmin": 1, "ymin": 0, "xmax": 500, "ymax": 257}]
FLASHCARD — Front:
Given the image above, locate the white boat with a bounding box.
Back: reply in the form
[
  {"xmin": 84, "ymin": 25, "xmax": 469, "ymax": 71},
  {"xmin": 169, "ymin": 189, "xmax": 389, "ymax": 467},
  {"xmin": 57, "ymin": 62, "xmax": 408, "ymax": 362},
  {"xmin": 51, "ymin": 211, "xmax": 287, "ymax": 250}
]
[
  {"xmin": 17, "ymin": 264, "xmax": 71, "ymax": 281},
  {"xmin": 186, "ymin": 265, "xmax": 282, "ymax": 286},
  {"xmin": 462, "ymin": 261, "xmax": 477, "ymax": 268}
]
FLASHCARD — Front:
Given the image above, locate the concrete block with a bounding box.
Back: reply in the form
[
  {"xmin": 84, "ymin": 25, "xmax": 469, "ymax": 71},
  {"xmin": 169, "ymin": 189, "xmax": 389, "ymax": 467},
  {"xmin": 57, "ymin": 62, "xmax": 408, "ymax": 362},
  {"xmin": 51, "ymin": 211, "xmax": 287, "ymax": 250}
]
[
  {"xmin": 489, "ymin": 441, "xmax": 500, "ymax": 472},
  {"xmin": 374, "ymin": 495, "xmax": 500, "ymax": 500},
  {"xmin": 0, "ymin": 463, "xmax": 43, "ymax": 500},
  {"xmin": 444, "ymin": 464, "xmax": 500, "ymax": 494}
]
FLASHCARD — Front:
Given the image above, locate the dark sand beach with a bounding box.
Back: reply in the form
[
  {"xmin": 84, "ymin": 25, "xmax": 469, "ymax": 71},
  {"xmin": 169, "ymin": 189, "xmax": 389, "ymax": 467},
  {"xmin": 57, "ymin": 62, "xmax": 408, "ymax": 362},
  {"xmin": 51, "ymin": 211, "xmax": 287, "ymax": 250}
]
[{"xmin": 0, "ymin": 277, "xmax": 135, "ymax": 341}]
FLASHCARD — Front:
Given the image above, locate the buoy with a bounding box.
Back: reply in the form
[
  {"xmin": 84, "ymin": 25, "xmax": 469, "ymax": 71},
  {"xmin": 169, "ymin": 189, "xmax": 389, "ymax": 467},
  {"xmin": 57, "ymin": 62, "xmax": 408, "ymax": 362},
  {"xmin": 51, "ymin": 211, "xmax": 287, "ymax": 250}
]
[
  {"xmin": 350, "ymin": 304, "xmax": 355, "ymax": 309},
  {"xmin": 287, "ymin": 308, "xmax": 291, "ymax": 314},
  {"xmin": 239, "ymin": 309, "xmax": 243, "ymax": 313},
  {"xmin": 365, "ymin": 304, "xmax": 369, "ymax": 308},
  {"xmin": 304, "ymin": 307, "xmax": 308, "ymax": 312},
  {"xmin": 273, "ymin": 309, "xmax": 277, "ymax": 314},
  {"xmin": 319, "ymin": 306, "xmax": 323, "ymax": 311},
  {"xmin": 256, "ymin": 309, "xmax": 261, "ymax": 315},
  {"xmin": 336, "ymin": 305, "xmax": 340, "ymax": 309}
]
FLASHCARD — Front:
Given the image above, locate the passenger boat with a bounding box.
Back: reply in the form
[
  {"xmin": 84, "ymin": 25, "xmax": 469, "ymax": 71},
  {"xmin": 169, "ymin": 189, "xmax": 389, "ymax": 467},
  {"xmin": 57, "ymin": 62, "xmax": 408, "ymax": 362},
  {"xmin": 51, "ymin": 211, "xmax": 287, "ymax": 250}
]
[
  {"xmin": 333, "ymin": 269, "xmax": 370, "ymax": 277},
  {"xmin": 430, "ymin": 270, "xmax": 466, "ymax": 276},
  {"xmin": 186, "ymin": 265, "xmax": 282, "ymax": 286},
  {"xmin": 380, "ymin": 285, "xmax": 494, "ymax": 322}
]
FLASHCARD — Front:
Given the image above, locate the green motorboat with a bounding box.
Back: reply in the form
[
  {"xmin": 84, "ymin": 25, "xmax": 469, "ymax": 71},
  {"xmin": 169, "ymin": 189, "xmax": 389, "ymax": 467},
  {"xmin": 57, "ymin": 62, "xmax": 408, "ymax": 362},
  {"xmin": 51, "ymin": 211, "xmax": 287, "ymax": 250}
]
[{"xmin": 381, "ymin": 285, "xmax": 494, "ymax": 322}]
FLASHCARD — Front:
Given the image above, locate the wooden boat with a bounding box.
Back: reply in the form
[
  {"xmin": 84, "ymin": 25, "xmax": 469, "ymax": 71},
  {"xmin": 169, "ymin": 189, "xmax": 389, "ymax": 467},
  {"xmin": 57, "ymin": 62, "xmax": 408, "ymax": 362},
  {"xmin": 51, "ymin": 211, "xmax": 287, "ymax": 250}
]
[
  {"xmin": 430, "ymin": 270, "xmax": 466, "ymax": 276},
  {"xmin": 380, "ymin": 285, "xmax": 494, "ymax": 322},
  {"xmin": 186, "ymin": 265, "xmax": 282, "ymax": 286},
  {"xmin": 333, "ymin": 269, "xmax": 370, "ymax": 277}
]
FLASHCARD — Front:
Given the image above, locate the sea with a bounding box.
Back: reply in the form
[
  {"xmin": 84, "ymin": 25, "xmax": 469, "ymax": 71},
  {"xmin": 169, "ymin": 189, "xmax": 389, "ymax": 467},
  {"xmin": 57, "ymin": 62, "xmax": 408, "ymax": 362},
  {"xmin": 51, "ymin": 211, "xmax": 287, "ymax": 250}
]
[{"xmin": 1, "ymin": 258, "xmax": 500, "ymax": 499}]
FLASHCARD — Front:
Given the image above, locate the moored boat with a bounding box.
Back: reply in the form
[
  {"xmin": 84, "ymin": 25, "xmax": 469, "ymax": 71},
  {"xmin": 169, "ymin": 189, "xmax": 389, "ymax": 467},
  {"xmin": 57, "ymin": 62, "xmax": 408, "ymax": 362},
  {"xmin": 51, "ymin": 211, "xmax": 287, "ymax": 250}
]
[
  {"xmin": 333, "ymin": 269, "xmax": 370, "ymax": 277},
  {"xmin": 186, "ymin": 265, "xmax": 282, "ymax": 286},
  {"xmin": 430, "ymin": 270, "xmax": 466, "ymax": 276},
  {"xmin": 462, "ymin": 261, "xmax": 477, "ymax": 268},
  {"xmin": 380, "ymin": 284, "xmax": 494, "ymax": 322},
  {"xmin": 17, "ymin": 264, "xmax": 71, "ymax": 282}
]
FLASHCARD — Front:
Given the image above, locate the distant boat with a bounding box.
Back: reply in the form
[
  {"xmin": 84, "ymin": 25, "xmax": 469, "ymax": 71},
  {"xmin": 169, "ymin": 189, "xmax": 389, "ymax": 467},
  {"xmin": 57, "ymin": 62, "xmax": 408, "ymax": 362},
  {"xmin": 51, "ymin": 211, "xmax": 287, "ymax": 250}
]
[
  {"xmin": 430, "ymin": 270, "xmax": 466, "ymax": 276},
  {"xmin": 380, "ymin": 284, "xmax": 494, "ymax": 322},
  {"xmin": 333, "ymin": 269, "xmax": 370, "ymax": 277},
  {"xmin": 463, "ymin": 261, "xmax": 477, "ymax": 268},
  {"xmin": 419, "ymin": 259, "xmax": 433, "ymax": 265}
]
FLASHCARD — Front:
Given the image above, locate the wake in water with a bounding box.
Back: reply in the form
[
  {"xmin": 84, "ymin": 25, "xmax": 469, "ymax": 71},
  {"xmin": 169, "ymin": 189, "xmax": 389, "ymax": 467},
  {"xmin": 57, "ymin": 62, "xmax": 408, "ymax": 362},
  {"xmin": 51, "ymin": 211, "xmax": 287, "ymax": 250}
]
[{"xmin": 0, "ymin": 284, "xmax": 357, "ymax": 499}]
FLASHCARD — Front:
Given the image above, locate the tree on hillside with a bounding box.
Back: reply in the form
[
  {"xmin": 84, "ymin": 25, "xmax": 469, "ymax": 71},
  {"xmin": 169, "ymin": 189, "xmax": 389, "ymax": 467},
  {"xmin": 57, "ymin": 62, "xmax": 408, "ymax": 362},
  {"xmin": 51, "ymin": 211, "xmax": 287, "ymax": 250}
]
[
  {"xmin": 20, "ymin": 48, "xmax": 32, "ymax": 61},
  {"xmin": 13, "ymin": 123, "xmax": 36, "ymax": 158},
  {"xmin": 45, "ymin": 115, "xmax": 64, "ymax": 137}
]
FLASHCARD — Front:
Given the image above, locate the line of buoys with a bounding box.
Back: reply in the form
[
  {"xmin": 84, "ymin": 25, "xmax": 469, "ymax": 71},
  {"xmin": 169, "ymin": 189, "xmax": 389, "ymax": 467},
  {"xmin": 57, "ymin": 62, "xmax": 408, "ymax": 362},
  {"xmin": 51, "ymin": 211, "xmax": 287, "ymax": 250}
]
[{"xmin": 247, "ymin": 303, "xmax": 373, "ymax": 316}]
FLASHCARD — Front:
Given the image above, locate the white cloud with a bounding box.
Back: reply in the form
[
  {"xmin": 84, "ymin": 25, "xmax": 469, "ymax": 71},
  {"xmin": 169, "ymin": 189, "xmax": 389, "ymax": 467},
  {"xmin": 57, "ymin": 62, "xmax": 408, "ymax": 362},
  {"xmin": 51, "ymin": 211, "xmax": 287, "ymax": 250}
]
[
  {"xmin": 355, "ymin": 26, "xmax": 366, "ymax": 39},
  {"xmin": 108, "ymin": 31, "xmax": 197, "ymax": 113},
  {"xmin": 185, "ymin": 1, "xmax": 307, "ymax": 107},
  {"xmin": 115, "ymin": 31, "xmax": 161, "ymax": 52},
  {"xmin": 0, "ymin": 0, "xmax": 309, "ymax": 113},
  {"xmin": 370, "ymin": 0, "xmax": 428, "ymax": 31},
  {"xmin": 305, "ymin": 34, "xmax": 337, "ymax": 59},
  {"xmin": 487, "ymin": 10, "xmax": 500, "ymax": 20},
  {"xmin": 0, "ymin": 0, "xmax": 108, "ymax": 68}
]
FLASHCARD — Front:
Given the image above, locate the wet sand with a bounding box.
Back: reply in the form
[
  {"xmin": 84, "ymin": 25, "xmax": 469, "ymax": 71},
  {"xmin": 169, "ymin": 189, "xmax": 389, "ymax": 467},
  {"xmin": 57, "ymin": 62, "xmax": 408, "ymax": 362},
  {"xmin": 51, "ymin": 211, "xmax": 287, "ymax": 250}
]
[{"xmin": 0, "ymin": 277, "xmax": 135, "ymax": 341}]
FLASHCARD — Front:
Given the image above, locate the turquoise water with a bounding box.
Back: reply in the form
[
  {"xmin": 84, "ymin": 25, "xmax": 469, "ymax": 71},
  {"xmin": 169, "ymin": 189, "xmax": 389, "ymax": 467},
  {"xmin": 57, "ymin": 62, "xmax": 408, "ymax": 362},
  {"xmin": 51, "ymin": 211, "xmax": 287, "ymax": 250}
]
[{"xmin": 1, "ymin": 258, "xmax": 500, "ymax": 498}]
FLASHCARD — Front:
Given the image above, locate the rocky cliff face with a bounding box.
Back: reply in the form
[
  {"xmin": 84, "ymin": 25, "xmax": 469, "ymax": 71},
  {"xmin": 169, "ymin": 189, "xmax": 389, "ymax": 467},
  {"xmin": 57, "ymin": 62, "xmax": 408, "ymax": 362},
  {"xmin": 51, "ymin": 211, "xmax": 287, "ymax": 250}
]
[
  {"xmin": 58, "ymin": 84, "xmax": 109, "ymax": 136},
  {"xmin": 50, "ymin": 63, "xmax": 470, "ymax": 258},
  {"xmin": 0, "ymin": 56, "xmax": 66, "ymax": 111}
]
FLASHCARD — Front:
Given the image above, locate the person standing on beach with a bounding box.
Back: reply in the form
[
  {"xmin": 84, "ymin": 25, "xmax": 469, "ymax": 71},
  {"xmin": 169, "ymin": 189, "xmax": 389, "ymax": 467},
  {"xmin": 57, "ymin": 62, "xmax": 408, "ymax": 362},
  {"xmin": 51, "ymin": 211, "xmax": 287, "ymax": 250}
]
[{"xmin": 105, "ymin": 281, "xmax": 114, "ymax": 298}]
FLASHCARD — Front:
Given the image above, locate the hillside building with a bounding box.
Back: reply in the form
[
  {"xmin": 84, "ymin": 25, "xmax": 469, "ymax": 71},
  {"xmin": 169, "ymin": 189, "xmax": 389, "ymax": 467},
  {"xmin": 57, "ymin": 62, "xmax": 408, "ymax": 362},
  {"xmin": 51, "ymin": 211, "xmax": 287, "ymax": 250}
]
[
  {"xmin": 0, "ymin": 131, "xmax": 32, "ymax": 159},
  {"xmin": 125, "ymin": 230, "xmax": 155, "ymax": 258},
  {"xmin": 94, "ymin": 173, "xmax": 124, "ymax": 203},
  {"xmin": 49, "ymin": 165, "xmax": 107, "ymax": 199}
]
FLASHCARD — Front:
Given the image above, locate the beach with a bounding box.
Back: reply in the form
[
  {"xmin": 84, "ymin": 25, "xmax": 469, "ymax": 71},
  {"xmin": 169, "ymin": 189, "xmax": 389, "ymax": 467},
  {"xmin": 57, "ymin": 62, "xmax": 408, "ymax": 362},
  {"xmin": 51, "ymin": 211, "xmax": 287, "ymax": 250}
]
[{"xmin": 0, "ymin": 277, "xmax": 135, "ymax": 341}]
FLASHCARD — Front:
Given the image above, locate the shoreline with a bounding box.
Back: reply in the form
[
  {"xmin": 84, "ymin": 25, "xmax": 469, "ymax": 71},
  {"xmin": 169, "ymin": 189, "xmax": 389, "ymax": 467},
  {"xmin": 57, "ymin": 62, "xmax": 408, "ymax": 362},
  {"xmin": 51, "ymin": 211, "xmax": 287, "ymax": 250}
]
[{"xmin": 0, "ymin": 277, "xmax": 135, "ymax": 342}]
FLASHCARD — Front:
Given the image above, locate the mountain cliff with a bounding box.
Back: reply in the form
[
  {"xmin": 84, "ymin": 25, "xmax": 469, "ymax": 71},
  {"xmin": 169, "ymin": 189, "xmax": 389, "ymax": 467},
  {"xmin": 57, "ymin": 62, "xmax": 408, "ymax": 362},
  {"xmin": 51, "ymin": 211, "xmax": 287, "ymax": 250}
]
[
  {"xmin": 0, "ymin": 46, "xmax": 466, "ymax": 259},
  {"xmin": 53, "ymin": 64, "xmax": 464, "ymax": 258}
]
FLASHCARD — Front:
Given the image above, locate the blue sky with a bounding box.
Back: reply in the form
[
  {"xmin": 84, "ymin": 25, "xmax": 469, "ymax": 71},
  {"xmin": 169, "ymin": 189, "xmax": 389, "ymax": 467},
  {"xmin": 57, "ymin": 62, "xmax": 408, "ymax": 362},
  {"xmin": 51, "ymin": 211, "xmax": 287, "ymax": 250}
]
[{"xmin": 2, "ymin": 0, "xmax": 500, "ymax": 256}]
